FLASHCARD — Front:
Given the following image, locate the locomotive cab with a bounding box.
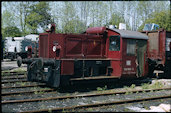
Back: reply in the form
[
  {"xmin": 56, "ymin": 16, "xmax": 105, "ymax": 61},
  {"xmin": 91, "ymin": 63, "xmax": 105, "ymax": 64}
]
[{"xmin": 106, "ymin": 28, "xmax": 149, "ymax": 78}]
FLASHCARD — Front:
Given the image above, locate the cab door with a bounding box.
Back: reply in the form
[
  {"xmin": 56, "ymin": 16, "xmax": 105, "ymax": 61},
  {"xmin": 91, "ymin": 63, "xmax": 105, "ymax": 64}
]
[
  {"xmin": 107, "ymin": 35, "xmax": 122, "ymax": 77},
  {"xmin": 122, "ymin": 39, "xmax": 137, "ymax": 77}
]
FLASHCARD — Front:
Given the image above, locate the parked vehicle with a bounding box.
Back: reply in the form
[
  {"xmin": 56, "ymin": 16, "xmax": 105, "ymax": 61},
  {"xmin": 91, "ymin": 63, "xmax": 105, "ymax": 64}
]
[
  {"xmin": 4, "ymin": 34, "xmax": 39, "ymax": 60},
  {"xmin": 17, "ymin": 24, "xmax": 171, "ymax": 88},
  {"xmin": 141, "ymin": 23, "xmax": 171, "ymax": 77}
]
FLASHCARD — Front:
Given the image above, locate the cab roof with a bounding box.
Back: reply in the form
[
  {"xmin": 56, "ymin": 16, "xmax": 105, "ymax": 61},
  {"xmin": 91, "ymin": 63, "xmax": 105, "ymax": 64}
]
[{"xmin": 108, "ymin": 28, "xmax": 148, "ymax": 40}]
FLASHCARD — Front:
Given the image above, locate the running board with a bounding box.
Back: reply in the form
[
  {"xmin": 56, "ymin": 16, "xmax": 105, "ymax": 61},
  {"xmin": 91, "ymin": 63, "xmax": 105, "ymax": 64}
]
[{"xmin": 70, "ymin": 76, "xmax": 120, "ymax": 81}]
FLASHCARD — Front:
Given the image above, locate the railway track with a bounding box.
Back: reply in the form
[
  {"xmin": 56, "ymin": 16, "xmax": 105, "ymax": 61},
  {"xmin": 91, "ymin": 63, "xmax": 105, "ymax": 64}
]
[
  {"xmin": 2, "ymin": 75, "xmax": 26, "ymax": 80},
  {"xmin": 1, "ymin": 70, "xmax": 171, "ymax": 112},
  {"xmin": 2, "ymin": 87, "xmax": 170, "ymax": 104},
  {"xmin": 1, "ymin": 84, "xmax": 46, "ymax": 89},
  {"xmin": 1, "ymin": 79, "xmax": 28, "ymax": 84},
  {"xmin": 2, "ymin": 71, "xmax": 26, "ymax": 76},
  {"xmin": 21, "ymin": 95, "xmax": 171, "ymax": 113},
  {"xmin": 2, "ymin": 71, "xmax": 26, "ymax": 74},
  {"xmin": 2, "ymin": 88, "xmax": 55, "ymax": 96},
  {"xmin": 2, "ymin": 87, "xmax": 170, "ymax": 112}
]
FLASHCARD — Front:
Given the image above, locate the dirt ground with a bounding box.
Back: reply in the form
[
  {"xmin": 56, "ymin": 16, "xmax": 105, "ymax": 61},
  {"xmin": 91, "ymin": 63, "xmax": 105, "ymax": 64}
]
[{"xmin": 1, "ymin": 59, "xmax": 27, "ymax": 71}]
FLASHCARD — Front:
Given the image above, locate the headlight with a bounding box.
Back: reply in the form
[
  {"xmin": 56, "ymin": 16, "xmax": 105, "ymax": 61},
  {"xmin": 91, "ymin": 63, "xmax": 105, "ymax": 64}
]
[
  {"xmin": 53, "ymin": 46, "xmax": 56, "ymax": 52},
  {"xmin": 25, "ymin": 46, "xmax": 28, "ymax": 51}
]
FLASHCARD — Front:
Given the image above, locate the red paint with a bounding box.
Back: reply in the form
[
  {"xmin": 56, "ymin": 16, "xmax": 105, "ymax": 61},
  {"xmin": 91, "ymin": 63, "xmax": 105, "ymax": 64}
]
[
  {"xmin": 61, "ymin": 60, "xmax": 74, "ymax": 75},
  {"xmin": 142, "ymin": 29, "xmax": 166, "ymax": 65},
  {"xmin": 39, "ymin": 26, "xmax": 148, "ymax": 78},
  {"xmin": 106, "ymin": 29, "xmax": 122, "ymax": 77},
  {"xmin": 27, "ymin": 46, "xmax": 32, "ymax": 58},
  {"xmin": 86, "ymin": 27, "xmax": 106, "ymax": 34},
  {"xmin": 121, "ymin": 39, "xmax": 136, "ymax": 78}
]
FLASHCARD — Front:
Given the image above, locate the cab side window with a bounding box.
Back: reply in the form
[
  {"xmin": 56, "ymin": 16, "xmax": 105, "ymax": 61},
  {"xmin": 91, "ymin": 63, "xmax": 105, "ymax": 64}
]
[
  {"xmin": 109, "ymin": 36, "xmax": 120, "ymax": 51},
  {"xmin": 127, "ymin": 39, "xmax": 136, "ymax": 55}
]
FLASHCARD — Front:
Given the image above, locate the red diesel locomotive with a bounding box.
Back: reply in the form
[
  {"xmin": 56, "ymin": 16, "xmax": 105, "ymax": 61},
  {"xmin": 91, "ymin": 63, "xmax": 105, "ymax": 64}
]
[{"xmin": 17, "ymin": 24, "xmax": 171, "ymax": 88}]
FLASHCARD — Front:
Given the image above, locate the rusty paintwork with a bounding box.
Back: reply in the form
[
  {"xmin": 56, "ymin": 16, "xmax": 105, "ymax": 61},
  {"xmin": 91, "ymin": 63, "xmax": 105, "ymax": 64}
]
[{"xmin": 141, "ymin": 29, "xmax": 166, "ymax": 65}]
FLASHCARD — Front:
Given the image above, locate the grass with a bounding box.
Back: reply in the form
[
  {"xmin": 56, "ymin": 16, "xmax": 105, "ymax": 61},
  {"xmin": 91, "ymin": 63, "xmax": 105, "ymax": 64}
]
[
  {"xmin": 141, "ymin": 83, "xmax": 150, "ymax": 89},
  {"xmin": 20, "ymin": 82, "xmax": 26, "ymax": 86},
  {"xmin": 16, "ymin": 82, "xmax": 26, "ymax": 85},
  {"xmin": 130, "ymin": 84, "xmax": 136, "ymax": 89},
  {"xmin": 123, "ymin": 84, "xmax": 136, "ymax": 91},
  {"xmin": 34, "ymin": 90, "xmax": 45, "ymax": 94},
  {"xmin": 48, "ymin": 108, "xmax": 52, "ymax": 113},
  {"xmin": 2, "ymin": 68, "xmax": 26, "ymax": 76},
  {"xmin": 125, "ymin": 91, "xmax": 133, "ymax": 95},
  {"xmin": 2, "ymin": 72, "xmax": 10, "ymax": 76},
  {"xmin": 12, "ymin": 68, "xmax": 26, "ymax": 72},
  {"xmin": 96, "ymin": 85, "xmax": 107, "ymax": 91},
  {"xmin": 141, "ymin": 81, "xmax": 164, "ymax": 89},
  {"xmin": 123, "ymin": 86, "xmax": 129, "ymax": 90},
  {"xmin": 150, "ymin": 81, "xmax": 163, "ymax": 89},
  {"xmin": 123, "ymin": 108, "xmax": 130, "ymax": 112},
  {"xmin": 87, "ymin": 108, "xmax": 94, "ymax": 111}
]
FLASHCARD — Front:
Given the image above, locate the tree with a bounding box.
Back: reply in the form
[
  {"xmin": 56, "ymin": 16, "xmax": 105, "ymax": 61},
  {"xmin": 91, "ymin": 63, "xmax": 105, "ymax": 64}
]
[
  {"xmin": 26, "ymin": 2, "xmax": 52, "ymax": 33},
  {"xmin": 2, "ymin": 10, "xmax": 16, "ymax": 28},
  {"xmin": 62, "ymin": 2, "xmax": 77, "ymax": 33},
  {"xmin": 63, "ymin": 18, "xmax": 86, "ymax": 33},
  {"xmin": 138, "ymin": 10, "xmax": 171, "ymax": 31},
  {"xmin": 17, "ymin": 2, "xmax": 33, "ymax": 35},
  {"xmin": 107, "ymin": 13, "xmax": 124, "ymax": 28},
  {"xmin": 3, "ymin": 26, "xmax": 22, "ymax": 37}
]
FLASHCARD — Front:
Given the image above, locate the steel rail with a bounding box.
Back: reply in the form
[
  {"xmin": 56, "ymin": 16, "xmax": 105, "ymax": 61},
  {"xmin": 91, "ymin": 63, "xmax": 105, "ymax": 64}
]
[
  {"xmin": 2, "ymin": 72, "xmax": 26, "ymax": 76},
  {"xmin": 2, "ymin": 87, "xmax": 171, "ymax": 104},
  {"xmin": 20, "ymin": 95, "xmax": 171, "ymax": 113},
  {"xmin": 1, "ymin": 84, "xmax": 46, "ymax": 89},
  {"xmin": 2, "ymin": 75, "xmax": 26, "ymax": 80},
  {"xmin": 2, "ymin": 71, "xmax": 26, "ymax": 74},
  {"xmin": 2, "ymin": 73, "xmax": 26, "ymax": 77},
  {"xmin": 1, "ymin": 79, "xmax": 27, "ymax": 84},
  {"xmin": 1, "ymin": 89, "xmax": 55, "ymax": 96}
]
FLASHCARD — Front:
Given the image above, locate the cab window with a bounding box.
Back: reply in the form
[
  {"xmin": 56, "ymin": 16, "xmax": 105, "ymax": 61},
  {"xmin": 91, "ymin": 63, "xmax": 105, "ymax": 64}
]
[
  {"xmin": 109, "ymin": 36, "xmax": 120, "ymax": 51},
  {"xmin": 127, "ymin": 39, "xmax": 136, "ymax": 55}
]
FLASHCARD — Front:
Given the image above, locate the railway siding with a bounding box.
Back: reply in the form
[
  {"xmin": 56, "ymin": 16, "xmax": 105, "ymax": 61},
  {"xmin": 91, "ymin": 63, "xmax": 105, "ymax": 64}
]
[{"xmin": 2, "ymin": 89, "xmax": 170, "ymax": 112}]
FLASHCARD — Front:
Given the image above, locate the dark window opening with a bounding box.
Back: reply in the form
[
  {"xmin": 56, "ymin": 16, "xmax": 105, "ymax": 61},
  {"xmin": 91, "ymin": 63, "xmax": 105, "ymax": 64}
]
[
  {"xmin": 127, "ymin": 39, "xmax": 136, "ymax": 55},
  {"xmin": 109, "ymin": 36, "xmax": 120, "ymax": 51}
]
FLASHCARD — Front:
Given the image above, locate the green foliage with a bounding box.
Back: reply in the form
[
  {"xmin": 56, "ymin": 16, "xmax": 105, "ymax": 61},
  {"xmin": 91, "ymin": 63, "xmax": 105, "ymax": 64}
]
[
  {"xmin": 130, "ymin": 84, "xmax": 136, "ymax": 89},
  {"xmin": 123, "ymin": 86, "xmax": 129, "ymax": 90},
  {"xmin": 12, "ymin": 68, "xmax": 26, "ymax": 73},
  {"xmin": 107, "ymin": 13, "xmax": 125, "ymax": 29},
  {"xmin": 26, "ymin": 2, "xmax": 52, "ymax": 33},
  {"xmin": 96, "ymin": 85, "xmax": 107, "ymax": 91},
  {"xmin": 63, "ymin": 19, "xmax": 86, "ymax": 33},
  {"xmin": 34, "ymin": 90, "xmax": 45, "ymax": 94},
  {"xmin": 150, "ymin": 81, "xmax": 163, "ymax": 89},
  {"xmin": 141, "ymin": 83, "xmax": 150, "ymax": 89},
  {"xmin": 106, "ymin": 13, "xmax": 131, "ymax": 30},
  {"xmin": 3, "ymin": 26, "xmax": 22, "ymax": 37},
  {"xmin": 138, "ymin": 10, "xmax": 170, "ymax": 31},
  {"xmin": 2, "ymin": 1, "xmax": 170, "ymax": 33},
  {"xmin": 2, "ymin": 10, "xmax": 16, "ymax": 28}
]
